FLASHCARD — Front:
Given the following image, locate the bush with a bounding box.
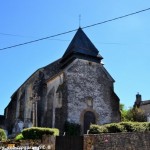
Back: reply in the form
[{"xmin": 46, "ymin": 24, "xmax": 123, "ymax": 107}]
[
  {"xmin": 0, "ymin": 128, "xmax": 7, "ymax": 141},
  {"xmin": 120, "ymin": 122, "xmax": 136, "ymax": 132},
  {"xmin": 121, "ymin": 122, "xmax": 150, "ymax": 132},
  {"xmin": 105, "ymin": 123, "xmax": 124, "ymax": 133},
  {"xmin": 15, "ymin": 133, "xmax": 24, "ymax": 141},
  {"xmin": 132, "ymin": 107, "xmax": 147, "ymax": 122},
  {"xmin": 64, "ymin": 121, "xmax": 81, "ymax": 136},
  {"xmin": 21, "ymin": 127, "xmax": 59, "ymax": 140},
  {"xmin": 89, "ymin": 125, "xmax": 108, "ymax": 134},
  {"xmin": 89, "ymin": 122, "xmax": 150, "ymax": 134}
]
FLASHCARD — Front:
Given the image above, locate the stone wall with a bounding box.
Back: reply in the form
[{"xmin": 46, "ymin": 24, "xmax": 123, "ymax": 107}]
[
  {"xmin": 65, "ymin": 59, "xmax": 120, "ymax": 128},
  {"xmin": 4, "ymin": 92, "xmax": 18, "ymax": 134},
  {"xmin": 2, "ymin": 133, "xmax": 150, "ymax": 150},
  {"xmin": 44, "ymin": 73, "xmax": 66, "ymax": 131},
  {"xmin": 55, "ymin": 80, "xmax": 68, "ymax": 135},
  {"xmin": 4, "ymin": 70, "xmax": 41, "ymax": 134},
  {"xmin": 84, "ymin": 132, "xmax": 150, "ymax": 150},
  {"xmin": 0, "ymin": 136, "xmax": 55, "ymax": 150}
]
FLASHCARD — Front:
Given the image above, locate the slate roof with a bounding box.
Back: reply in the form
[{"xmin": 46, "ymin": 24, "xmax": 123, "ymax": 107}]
[
  {"xmin": 60, "ymin": 27, "xmax": 103, "ymax": 67},
  {"xmin": 44, "ymin": 28, "xmax": 104, "ymax": 74},
  {"xmin": 140, "ymin": 100, "xmax": 150, "ymax": 105},
  {"xmin": 43, "ymin": 58, "xmax": 62, "ymax": 80}
]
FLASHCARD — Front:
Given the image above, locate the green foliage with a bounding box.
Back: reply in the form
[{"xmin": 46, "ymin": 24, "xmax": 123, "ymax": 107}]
[
  {"xmin": 21, "ymin": 127, "xmax": 59, "ymax": 140},
  {"xmin": 64, "ymin": 121, "xmax": 81, "ymax": 136},
  {"xmin": 120, "ymin": 104, "xmax": 146, "ymax": 122},
  {"xmin": 120, "ymin": 122, "xmax": 136, "ymax": 132},
  {"xmin": 120, "ymin": 122, "xmax": 150, "ymax": 132},
  {"xmin": 120, "ymin": 103, "xmax": 125, "ymax": 111},
  {"xmin": 89, "ymin": 122, "xmax": 150, "ymax": 134},
  {"xmin": 15, "ymin": 133, "xmax": 24, "ymax": 141},
  {"xmin": 120, "ymin": 103, "xmax": 129, "ymax": 121},
  {"xmin": 88, "ymin": 124, "xmax": 108, "ymax": 134},
  {"xmin": 132, "ymin": 107, "xmax": 147, "ymax": 122},
  {"xmin": 105, "ymin": 123, "xmax": 124, "ymax": 133},
  {"xmin": 0, "ymin": 128, "xmax": 7, "ymax": 141}
]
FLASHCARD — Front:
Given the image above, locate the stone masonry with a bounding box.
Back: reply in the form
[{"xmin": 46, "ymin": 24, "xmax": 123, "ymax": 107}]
[{"xmin": 65, "ymin": 59, "xmax": 120, "ymax": 133}]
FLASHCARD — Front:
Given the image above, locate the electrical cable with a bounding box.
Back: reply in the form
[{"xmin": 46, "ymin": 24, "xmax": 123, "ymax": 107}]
[{"xmin": 0, "ymin": 7, "xmax": 150, "ymax": 51}]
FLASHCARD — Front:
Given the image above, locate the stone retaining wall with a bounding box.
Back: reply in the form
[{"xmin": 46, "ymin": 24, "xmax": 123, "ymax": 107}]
[
  {"xmin": 1, "ymin": 132, "xmax": 150, "ymax": 150},
  {"xmin": 0, "ymin": 135, "xmax": 55, "ymax": 150},
  {"xmin": 84, "ymin": 132, "xmax": 150, "ymax": 150}
]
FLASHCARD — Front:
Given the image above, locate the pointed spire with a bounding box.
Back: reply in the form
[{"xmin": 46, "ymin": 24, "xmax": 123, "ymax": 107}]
[{"xmin": 60, "ymin": 28, "xmax": 103, "ymax": 67}]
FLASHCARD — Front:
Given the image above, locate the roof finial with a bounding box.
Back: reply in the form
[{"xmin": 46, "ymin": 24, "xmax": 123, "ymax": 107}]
[{"xmin": 79, "ymin": 14, "xmax": 81, "ymax": 27}]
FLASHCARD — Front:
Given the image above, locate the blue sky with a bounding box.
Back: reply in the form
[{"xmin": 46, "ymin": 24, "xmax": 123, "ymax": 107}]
[{"xmin": 0, "ymin": 1, "xmax": 150, "ymax": 115}]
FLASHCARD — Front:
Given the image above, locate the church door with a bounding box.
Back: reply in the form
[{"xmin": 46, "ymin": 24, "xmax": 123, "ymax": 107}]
[{"xmin": 84, "ymin": 111, "xmax": 96, "ymax": 134}]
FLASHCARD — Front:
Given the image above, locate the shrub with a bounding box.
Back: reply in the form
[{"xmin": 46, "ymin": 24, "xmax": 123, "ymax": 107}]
[
  {"xmin": 22, "ymin": 127, "xmax": 59, "ymax": 140},
  {"xmin": 120, "ymin": 122, "xmax": 150, "ymax": 132},
  {"xmin": 120, "ymin": 122, "xmax": 136, "ymax": 132},
  {"xmin": 0, "ymin": 128, "xmax": 7, "ymax": 141},
  {"xmin": 89, "ymin": 125, "xmax": 108, "ymax": 134},
  {"xmin": 15, "ymin": 133, "xmax": 24, "ymax": 141},
  {"xmin": 64, "ymin": 121, "xmax": 81, "ymax": 136},
  {"xmin": 132, "ymin": 107, "xmax": 147, "ymax": 122},
  {"xmin": 145, "ymin": 122, "xmax": 150, "ymax": 131},
  {"xmin": 89, "ymin": 122, "xmax": 150, "ymax": 134},
  {"xmin": 132, "ymin": 122, "xmax": 149, "ymax": 132},
  {"xmin": 105, "ymin": 123, "xmax": 124, "ymax": 133}
]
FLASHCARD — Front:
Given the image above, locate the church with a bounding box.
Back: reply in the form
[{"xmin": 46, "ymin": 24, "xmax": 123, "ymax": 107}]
[{"xmin": 3, "ymin": 28, "xmax": 120, "ymax": 135}]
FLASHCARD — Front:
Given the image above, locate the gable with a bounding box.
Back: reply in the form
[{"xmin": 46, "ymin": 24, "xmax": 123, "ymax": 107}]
[{"xmin": 64, "ymin": 58, "xmax": 115, "ymax": 83}]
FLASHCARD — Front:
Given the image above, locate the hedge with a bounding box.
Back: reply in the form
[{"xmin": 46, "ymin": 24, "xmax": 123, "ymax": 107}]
[
  {"xmin": 16, "ymin": 127, "xmax": 59, "ymax": 140},
  {"xmin": 89, "ymin": 122, "xmax": 150, "ymax": 134},
  {"xmin": 15, "ymin": 133, "xmax": 24, "ymax": 141},
  {"xmin": 0, "ymin": 128, "xmax": 7, "ymax": 141}
]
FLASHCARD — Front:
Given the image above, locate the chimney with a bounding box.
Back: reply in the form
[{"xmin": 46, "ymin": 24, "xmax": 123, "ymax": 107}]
[{"xmin": 134, "ymin": 93, "xmax": 142, "ymax": 107}]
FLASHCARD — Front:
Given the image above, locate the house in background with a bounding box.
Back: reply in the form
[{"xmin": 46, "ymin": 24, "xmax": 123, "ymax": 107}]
[
  {"xmin": 4, "ymin": 28, "xmax": 120, "ymax": 135},
  {"xmin": 134, "ymin": 93, "xmax": 150, "ymax": 121}
]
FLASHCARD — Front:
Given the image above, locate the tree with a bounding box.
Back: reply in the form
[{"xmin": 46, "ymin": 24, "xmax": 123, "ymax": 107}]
[
  {"xmin": 120, "ymin": 104, "xmax": 130, "ymax": 122},
  {"xmin": 120, "ymin": 104, "xmax": 146, "ymax": 122},
  {"xmin": 132, "ymin": 106, "xmax": 147, "ymax": 122}
]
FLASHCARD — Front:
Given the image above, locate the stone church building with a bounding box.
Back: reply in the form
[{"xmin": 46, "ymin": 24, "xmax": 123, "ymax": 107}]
[{"xmin": 3, "ymin": 28, "xmax": 120, "ymax": 135}]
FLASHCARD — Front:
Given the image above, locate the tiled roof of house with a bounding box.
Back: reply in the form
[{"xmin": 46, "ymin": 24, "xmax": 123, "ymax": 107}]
[{"xmin": 141, "ymin": 100, "xmax": 150, "ymax": 105}]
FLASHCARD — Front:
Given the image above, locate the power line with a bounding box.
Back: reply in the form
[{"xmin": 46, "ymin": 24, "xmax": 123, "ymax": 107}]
[
  {"xmin": 0, "ymin": 32, "xmax": 35, "ymax": 38},
  {"xmin": 0, "ymin": 29, "xmax": 77, "ymax": 51},
  {"xmin": 0, "ymin": 7, "xmax": 150, "ymax": 51},
  {"xmin": 82, "ymin": 7, "xmax": 150, "ymax": 29}
]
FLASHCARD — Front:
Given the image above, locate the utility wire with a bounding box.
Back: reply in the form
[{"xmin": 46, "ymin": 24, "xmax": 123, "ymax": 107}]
[
  {"xmin": 0, "ymin": 7, "xmax": 150, "ymax": 51},
  {"xmin": 82, "ymin": 7, "xmax": 150, "ymax": 29},
  {"xmin": 0, "ymin": 29, "xmax": 78, "ymax": 51},
  {"xmin": 0, "ymin": 32, "xmax": 35, "ymax": 38}
]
